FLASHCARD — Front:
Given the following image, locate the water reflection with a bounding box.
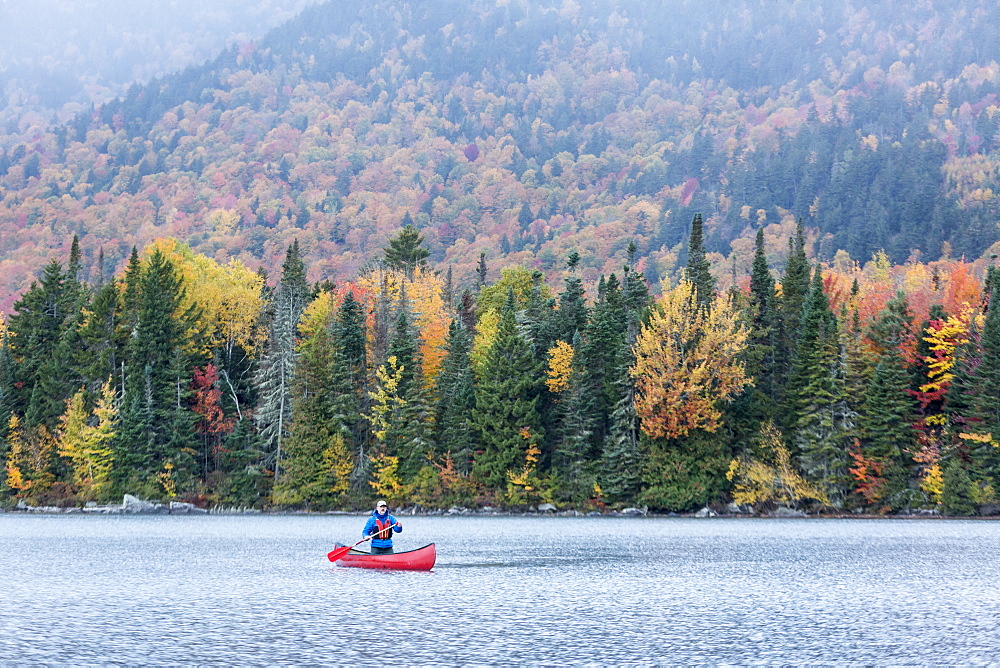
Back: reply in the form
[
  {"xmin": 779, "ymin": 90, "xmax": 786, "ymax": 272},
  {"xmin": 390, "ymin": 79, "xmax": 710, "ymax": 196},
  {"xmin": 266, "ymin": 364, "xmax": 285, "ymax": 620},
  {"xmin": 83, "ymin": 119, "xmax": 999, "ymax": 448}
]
[{"xmin": 1, "ymin": 515, "xmax": 998, "ymax": 664}]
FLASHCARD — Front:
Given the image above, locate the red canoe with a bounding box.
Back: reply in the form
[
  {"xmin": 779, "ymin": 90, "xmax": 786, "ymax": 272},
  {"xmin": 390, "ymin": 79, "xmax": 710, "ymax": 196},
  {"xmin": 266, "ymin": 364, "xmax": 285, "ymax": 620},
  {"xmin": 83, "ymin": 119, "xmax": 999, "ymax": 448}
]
[{"xmin": 333, "ymin": 543, "xmax": 436, "ymax": 571}]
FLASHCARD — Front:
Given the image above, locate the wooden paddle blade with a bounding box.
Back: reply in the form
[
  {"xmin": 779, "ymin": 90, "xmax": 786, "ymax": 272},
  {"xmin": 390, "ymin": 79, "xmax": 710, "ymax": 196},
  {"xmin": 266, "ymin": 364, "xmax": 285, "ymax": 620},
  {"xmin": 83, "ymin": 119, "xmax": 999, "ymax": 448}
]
[{"xmin": 327, "ymin": 545, "xmax": 352, "ymax": 562}]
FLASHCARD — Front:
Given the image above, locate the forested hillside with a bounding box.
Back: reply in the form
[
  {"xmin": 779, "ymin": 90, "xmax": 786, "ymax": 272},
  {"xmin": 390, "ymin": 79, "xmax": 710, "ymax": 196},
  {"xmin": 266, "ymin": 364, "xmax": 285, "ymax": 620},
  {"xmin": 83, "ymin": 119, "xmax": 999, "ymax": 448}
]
[
  {"xmin": 1, "ymin": 0, "xmax": 1000, "ymax": 310},
  {"xmin": 2, "ymin": 1, "xmax": 1000, "ymax": 514}
]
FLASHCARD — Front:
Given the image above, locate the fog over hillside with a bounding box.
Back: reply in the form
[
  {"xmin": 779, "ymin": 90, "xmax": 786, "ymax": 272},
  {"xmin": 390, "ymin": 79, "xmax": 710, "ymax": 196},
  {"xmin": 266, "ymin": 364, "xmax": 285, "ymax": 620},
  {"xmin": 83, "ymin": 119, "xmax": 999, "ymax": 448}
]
[{"xmin": 0, "ymin": 0, "xmax": 319, "ymax": 118}]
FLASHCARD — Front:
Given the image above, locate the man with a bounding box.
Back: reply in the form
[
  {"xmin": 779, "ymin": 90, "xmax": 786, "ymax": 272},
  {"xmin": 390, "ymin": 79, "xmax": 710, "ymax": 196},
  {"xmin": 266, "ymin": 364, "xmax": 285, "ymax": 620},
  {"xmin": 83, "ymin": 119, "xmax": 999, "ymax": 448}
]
[{"xmin": 363, "ymin": 500, "xmax": 402, "ymax": 554}]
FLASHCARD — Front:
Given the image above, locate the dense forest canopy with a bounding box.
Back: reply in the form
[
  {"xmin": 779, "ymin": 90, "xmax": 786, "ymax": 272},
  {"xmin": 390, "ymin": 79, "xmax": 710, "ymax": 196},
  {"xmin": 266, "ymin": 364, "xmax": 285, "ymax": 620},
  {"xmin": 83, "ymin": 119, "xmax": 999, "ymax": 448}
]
[
  {"xmin": 0, "ymin": 1, "xmax": 999, "ymax": 310},
  {"xmin": 2, "ymin": 1, "xmax": 1000, "ymax": 514}
]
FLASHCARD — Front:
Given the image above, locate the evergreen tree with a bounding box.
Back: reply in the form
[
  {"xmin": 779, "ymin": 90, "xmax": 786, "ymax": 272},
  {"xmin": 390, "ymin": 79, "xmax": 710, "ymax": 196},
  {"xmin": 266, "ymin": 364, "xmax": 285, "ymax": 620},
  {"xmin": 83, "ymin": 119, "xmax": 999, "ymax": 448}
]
[
  {"xmin": 966, "ymin": 266, "xmax": 1000, "ymax": 485},
  {"xmin": 80, "ymin": 279, "xmax": 124, "ymax": 396},
  {"xmin": 577, "ymin": 273, "xmax": 626, "ymax": 458},
  {"xmin": 941, "ymin": 459, "xmax": 977, "ymax": 516},
  {"xmin": 778, "ymin": 218, "xmax": 810, "ymax": 401},
  {"xmin": 472, "ymin": 289, "xmax": 543, "ymax": 490},
  {"xmin": 121, "ymin": 246, "xmax": 143, "ymax": 334},
  {"xmin": 788, "ymin": 266, "xmax": 853, "ymax": 505},
  {"xmin": 436, "ymin": 320, "xmax": 477, "ymax": 473},
  {"xmin": 552, "ymin": 252, "xmax": 589, "ymax": 343},
  {"xmin": 7, "ymin": 260, "xmax": 72, "ymax": 420},
  {"xmin": 684, "ymin": 213, "xmax": 716, "ymax": 306},
  {"xmin": 388, "ymin": 303, "xmax": 417, "ymax": 399},
  {"xmin": 622, "ymin": 241, "xmax": 651, "ymax": 315},
  {"xmin": 383, "ymin": 224, "xmax": 430, "ymax": 274},
  {"xmin": 394, "ymin": 351, "xmax": 437, "ymax": 482},
  {"xmin": 748, "ymin": 227, "xmax": 781, "ymax": 403},
  {"xmin": 114, "ymin": 250, "xmax": 199, "ymax": 490},
  {"xmin": 274, "ymin": 302, "xmax": 349, "ymax": 508},
  {"xmin": 332, "ymin": 291, "xmax": 369, "ymax": 486},
  {"xmin": 600, "ymin": 343, "xmax": 642, "ymax": 503},
  {"xmin": 0, "ymin": 331, "xmax": 14, "ymax": 444},
  {"xmin": 551, "ymin": 331, "xmax": 594, "ymax": 502},
  {"xmin": 255, "ymin": 241, "xmax": 309, "ymax": 482},
  {"xmin": 859, "ymin": 292, "xmax": 918, "ymax": 505}
]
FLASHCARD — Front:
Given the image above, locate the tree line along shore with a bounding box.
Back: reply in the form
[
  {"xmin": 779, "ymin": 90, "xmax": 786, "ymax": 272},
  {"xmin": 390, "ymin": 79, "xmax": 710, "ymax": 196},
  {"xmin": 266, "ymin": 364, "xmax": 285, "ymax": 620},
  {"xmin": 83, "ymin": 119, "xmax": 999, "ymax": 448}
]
[{"xmin": 2, "ymin": 217, "xmax": 999, "ymax": 517}]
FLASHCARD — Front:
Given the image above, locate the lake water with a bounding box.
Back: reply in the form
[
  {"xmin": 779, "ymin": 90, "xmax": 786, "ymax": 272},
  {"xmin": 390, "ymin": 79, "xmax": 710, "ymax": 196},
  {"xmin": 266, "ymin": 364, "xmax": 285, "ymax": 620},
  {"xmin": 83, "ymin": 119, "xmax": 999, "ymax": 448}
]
[{"xmin": 1, "ymin": 514, "xmax": 998, "ymax": 665}]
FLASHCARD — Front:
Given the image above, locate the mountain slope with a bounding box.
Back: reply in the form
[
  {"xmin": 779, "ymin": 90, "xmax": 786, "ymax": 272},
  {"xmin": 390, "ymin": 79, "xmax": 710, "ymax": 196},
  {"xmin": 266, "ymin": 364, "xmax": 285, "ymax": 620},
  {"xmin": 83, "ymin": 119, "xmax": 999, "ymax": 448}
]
[{"xmin": 2, "ymin": 0, "xmax": 1000, "ymax": 307}]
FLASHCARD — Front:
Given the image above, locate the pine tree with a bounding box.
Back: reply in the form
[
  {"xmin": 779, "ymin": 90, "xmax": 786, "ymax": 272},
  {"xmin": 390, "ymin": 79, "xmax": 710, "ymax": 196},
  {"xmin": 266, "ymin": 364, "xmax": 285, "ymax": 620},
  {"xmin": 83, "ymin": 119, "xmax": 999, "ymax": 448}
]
[
  {"xmin": 684, "ymin": 213, "xmax": 716, "ymax": 307},
  {"xmin": 383, "ymin": 224, "xmax": 430, "ymax": 275},
  {"xmin": 472, "ymin": 289, "xmax": 543, "ymax": 491}
]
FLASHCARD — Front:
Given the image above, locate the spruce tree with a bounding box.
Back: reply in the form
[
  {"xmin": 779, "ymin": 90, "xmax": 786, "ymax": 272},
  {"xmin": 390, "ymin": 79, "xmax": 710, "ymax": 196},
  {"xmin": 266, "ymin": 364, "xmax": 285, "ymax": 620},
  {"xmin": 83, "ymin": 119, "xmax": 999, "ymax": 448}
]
[
  {"xmin": 967, "ymin": 266, "xmax": 1000, "ymax": 485},
  {"xmin": 552, "ymin": 253, "xmax": 588, "ymax": 343},
  {"xmin": 941, "ymin": 460, "xmax": 977, "ymax": 516},
  {"xmin": 275, "ymin": 302, "xmax": 348, "ymax": 508},
  {"xmin": 472, "ymin": 289, "xmax": 543, "ymax": 491},
  {"xmin": 255, "ymin": 241, "xmax": 309, "ymax": 482},
  {"xmin": 332, "ymin": 291, "xmax": 369, "ymax": 486},
  {"xmin": 81, "ymin": 279, "xmax": 124, "ymax": 396},
  {"xmin": 7, "ymin": 260, "xmax": 73, "ymax": 422},
  {"xmin": 436, "ymin": 320, "xmax": 477, "ymax": 473},
  {"xmin": 684, "ymin": 213, "xmax": 716, "ymax": 307},
  {"xmin": 114, "ymin": 250, "xmax": 198, "ymax": 488},
  {"xmin": 788, "ymin": 266, "xmax": 853, "ymax": 504},
  {"xmin": 748, "ymin": 228, "xmax": 781, "ymax": 403},
  {"xmin": 551, "ymin": 331, "xmax": 594, "ymax": 502},
  {"xmin": 600, "ymin": 344, "xmax": 642, "ymax": 503},
  {"xmin": 394, "ymin": 351, "xmax": 436, "ymax": 483},
  {"xmin": 778, "ymin": 218, "xmax": 810, "ymax": 402},
  {"xmin": 0, "ymin": 331, "xmax": 14, "ymax": 444},
  {"xmin": 859, "ymin": 292, "xmax": 918, "ymax": 504},
  {"xmin": 388, "ymin": 303, "xmax": 417, "ymax": 399}
]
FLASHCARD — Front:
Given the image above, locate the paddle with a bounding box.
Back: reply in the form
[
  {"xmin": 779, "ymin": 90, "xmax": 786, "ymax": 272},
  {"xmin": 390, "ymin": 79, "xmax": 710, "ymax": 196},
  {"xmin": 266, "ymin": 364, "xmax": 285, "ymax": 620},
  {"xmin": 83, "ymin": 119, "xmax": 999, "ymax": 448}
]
[{"xmin": 327, "ymin": 522, "xmax": 399, "ymax": 562}]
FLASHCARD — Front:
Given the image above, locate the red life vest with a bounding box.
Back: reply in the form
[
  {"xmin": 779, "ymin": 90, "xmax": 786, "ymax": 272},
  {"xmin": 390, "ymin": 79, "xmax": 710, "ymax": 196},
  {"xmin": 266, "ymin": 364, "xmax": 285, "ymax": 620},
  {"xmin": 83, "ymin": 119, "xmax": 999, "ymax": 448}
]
[{"xmin": 374, "ymin": 517, "xmax": 394, "ymax": 541}]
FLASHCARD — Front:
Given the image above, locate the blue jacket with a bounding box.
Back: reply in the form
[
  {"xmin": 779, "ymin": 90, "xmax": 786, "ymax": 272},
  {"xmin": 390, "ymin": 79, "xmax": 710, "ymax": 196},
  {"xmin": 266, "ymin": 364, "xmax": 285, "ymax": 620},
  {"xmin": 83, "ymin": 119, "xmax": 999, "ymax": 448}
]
[{"xmin": 363, "ymin": 510, "xmax": 402, "ymax": 549}]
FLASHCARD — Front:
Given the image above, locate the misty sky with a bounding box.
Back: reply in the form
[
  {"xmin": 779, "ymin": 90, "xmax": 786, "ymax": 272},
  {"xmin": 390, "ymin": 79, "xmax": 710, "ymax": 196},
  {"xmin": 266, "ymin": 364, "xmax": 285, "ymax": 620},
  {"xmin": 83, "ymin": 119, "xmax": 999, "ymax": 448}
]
[{"xmin": 0, "ymin": 0, "xmax": 319, "ymax": 111}]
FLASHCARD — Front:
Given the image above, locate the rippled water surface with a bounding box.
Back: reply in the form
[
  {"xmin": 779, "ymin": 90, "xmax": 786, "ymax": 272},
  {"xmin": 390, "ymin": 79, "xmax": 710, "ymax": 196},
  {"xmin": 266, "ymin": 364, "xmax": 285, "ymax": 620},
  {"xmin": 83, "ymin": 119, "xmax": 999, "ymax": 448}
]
[{"xmin": 1, "ymin": 514, "xmax": 999, "ymax": 664}]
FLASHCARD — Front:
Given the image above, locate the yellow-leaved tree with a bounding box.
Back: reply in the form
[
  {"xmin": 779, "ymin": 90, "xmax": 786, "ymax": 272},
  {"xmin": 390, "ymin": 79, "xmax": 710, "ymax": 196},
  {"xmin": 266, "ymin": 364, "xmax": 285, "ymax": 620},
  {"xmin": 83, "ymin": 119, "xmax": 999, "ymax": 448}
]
[
  {"xmin": 57, "ymin": 382, "xmax": 117, "ymax": 501},
  {"xmin": 631, "ymin": 279, "xmax": 752, "ymax": 439},
  {"xmin": 726, "ymin": 422, "xmax": 829, "ymax": 508},
  {"xmin": 144, "ymin": 238, "xmax": 268, "ymax": 358},
  {"xmin": 4, "ymin": 415, "xmax": 57, "ymax": 504},
  {"xmin": 365, "ymin": 356, "xmax": 408, "ymax": 503},
  {"xmin": 545, "ymin": 340, "xmax": 575, "ymax": 393}
]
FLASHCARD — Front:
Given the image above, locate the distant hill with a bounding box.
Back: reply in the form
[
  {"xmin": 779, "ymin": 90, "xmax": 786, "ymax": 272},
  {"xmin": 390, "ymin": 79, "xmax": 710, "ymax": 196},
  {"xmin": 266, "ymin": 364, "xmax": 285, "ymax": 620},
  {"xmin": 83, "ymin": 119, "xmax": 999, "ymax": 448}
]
[
  {"xmin": 0, "ymin": 0, "xmax": 320, "ymax": 118},
  {"xmin": 2, "ymin": 0, "xmax": 1000, "ymax": 308}
]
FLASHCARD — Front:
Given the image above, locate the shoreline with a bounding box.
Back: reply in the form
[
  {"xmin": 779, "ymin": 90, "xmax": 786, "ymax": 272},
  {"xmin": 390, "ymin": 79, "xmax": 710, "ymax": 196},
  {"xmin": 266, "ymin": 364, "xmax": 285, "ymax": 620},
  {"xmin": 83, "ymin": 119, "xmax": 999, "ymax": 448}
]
[{"xmin": 3, "ymin": 497, "xmax": 998, "ymax": 519}]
